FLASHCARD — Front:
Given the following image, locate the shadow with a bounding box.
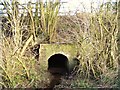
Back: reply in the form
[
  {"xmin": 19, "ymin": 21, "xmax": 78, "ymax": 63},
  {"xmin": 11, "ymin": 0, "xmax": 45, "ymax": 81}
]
[
  {"xmin": 48, "ymin": 54, "xmax": 69, "ymax": 75},
  {"xmin": 47, "ymin": 54, "xmax": 69, "ymax": 88}
]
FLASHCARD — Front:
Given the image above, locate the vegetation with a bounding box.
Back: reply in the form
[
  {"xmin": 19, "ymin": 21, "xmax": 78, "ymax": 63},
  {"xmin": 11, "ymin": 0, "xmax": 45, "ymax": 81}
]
[{"xmin": 0, "ymin": 0, "xmax": 119, "ymax": 88}]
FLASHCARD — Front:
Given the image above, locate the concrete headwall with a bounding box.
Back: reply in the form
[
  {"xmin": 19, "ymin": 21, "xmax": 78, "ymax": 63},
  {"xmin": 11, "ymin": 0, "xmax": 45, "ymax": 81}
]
[{"xmin": 39, "ymin": 44, "xmax": 78, "ymax": 70}]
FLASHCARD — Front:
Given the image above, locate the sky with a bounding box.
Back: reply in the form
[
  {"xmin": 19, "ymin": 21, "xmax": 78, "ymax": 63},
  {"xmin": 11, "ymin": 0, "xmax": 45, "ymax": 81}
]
[{"xmin": 0, "ymin": 0, "xmax": 117, "ymax": 15}]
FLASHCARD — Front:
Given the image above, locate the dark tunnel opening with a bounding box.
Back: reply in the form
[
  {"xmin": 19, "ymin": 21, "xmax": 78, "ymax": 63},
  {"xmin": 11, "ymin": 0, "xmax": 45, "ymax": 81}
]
[
  {"xmin": 47, "ymin": 54, "xmax": 81, "ymax": 88},
  {"xmin": 48, "ymin": 54, "xmax": 69, "ymax": 75}
]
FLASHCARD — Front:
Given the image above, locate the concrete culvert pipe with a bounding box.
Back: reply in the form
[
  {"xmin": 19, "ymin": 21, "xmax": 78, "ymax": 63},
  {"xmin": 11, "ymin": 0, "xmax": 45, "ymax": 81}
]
[
  {"xmin": 48, "ymin": 54, "xmax": 69, "ymax": 75},
  {"xmin": 47, "ymin": 53, "xmax": 69, "ymax": 88}
]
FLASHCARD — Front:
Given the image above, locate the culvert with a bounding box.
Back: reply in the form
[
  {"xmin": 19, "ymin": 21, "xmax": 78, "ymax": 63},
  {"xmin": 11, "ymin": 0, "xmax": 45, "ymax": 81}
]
[{"xmin": 48, "ymin": 54, "xmax": 69, "ymax": 75}]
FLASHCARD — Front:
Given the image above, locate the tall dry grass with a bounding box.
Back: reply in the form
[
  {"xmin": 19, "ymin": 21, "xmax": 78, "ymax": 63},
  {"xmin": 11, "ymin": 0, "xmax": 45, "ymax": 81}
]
[
  {"xmin": 0, "ymin": 0, "xmax": 119, "ymax": 88},
  {"xmin": 0, "ymin": 0, "xmax": 60, "ymax": 88},
  {"xmin": 57, "ymin": 1, "xmax": 119, "ymax": 87}
]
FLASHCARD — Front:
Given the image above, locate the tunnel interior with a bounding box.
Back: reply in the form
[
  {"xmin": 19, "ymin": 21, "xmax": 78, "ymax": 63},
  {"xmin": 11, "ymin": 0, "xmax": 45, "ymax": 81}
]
[{"xmin": 48, "ymin": 54, "xmax": 69, "ymax": 75}]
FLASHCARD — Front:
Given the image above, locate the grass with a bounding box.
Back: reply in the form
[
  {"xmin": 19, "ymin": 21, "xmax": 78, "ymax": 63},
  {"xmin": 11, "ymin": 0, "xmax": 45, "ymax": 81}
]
[
  {"xmin": 57, "ymin": 8, "xmax": 118, "ymax": 86},
  {"xmin": 0, "ymin": 0, "xmax": 119, "ymax": 88}
]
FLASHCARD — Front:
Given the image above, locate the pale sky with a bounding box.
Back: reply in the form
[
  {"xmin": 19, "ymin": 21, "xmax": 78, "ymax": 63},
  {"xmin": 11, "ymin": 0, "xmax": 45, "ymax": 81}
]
[
  {"xmin": 0, "ymin": 0, "xmax": 117, "ymax": 15},
  {"xmin": 16, "ymin": 0, "xmax": 117, "ymax": 13}
]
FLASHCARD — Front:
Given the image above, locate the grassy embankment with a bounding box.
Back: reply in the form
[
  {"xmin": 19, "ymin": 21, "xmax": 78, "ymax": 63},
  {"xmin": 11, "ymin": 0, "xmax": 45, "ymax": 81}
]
[{"xmin": 0, "ymin": 0, "xmax": 119, "ymax": 88}]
